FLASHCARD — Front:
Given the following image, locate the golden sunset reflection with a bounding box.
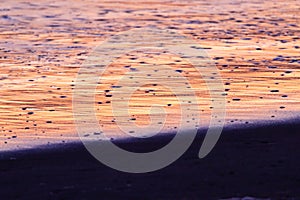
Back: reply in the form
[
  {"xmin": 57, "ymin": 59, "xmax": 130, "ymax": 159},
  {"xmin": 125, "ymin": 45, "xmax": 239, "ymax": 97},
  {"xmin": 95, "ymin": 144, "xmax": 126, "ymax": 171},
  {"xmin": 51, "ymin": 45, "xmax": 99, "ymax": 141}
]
[{"xmin": 0, "ymin": 0, "xmax": 299, "ymax": 150}]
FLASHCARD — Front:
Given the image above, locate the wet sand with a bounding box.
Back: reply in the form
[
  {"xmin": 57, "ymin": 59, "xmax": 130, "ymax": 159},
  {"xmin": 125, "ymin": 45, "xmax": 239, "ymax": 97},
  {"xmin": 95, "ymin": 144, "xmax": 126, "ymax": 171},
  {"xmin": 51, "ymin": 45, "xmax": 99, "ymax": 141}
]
[
  {"xmin": 1, "ymin": 119, "xmax": 300, "ymax": 199},
  {"xmin": 0, "ymin": 0, "xmax": 299, "ymax": 150}
]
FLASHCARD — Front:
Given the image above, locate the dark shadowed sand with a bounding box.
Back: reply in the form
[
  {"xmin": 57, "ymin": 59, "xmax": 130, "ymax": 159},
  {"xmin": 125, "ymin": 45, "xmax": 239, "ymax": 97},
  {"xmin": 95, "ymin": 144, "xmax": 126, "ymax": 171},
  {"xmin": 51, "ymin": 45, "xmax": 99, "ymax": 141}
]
[{"xmin": 1, "ymin": 119, "xmax": 300, "ymax": 199}]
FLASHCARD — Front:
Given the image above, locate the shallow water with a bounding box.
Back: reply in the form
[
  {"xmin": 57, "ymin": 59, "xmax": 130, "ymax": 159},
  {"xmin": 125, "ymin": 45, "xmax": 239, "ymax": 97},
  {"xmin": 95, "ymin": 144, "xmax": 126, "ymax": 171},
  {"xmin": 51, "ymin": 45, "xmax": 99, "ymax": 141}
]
[{"xmin": 0, "ymin": 0, "xmax": 299, "ymax": 151}]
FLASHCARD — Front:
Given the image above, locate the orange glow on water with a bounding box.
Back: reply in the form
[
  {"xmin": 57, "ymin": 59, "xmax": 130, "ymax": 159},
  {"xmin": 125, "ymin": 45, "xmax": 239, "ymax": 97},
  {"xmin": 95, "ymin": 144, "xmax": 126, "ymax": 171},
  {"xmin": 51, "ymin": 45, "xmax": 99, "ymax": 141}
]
[{"xmin": 0, "ymin": 0, "xmax": 299, "ymax": 150}]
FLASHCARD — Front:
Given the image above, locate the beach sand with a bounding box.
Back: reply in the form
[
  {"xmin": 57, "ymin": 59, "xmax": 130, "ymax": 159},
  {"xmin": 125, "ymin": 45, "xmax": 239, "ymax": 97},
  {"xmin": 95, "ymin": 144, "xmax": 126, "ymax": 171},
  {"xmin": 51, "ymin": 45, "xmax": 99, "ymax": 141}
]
[
  {"xmin": 0, "ymin": 0, "xmax": 299, "ymax": 150},
  {"xmin": 0, "ymin": 0, "xmax": 300, "ymax": 199},
  {"xmin": 1, "ymin": 120, "xmax": 300, "ymax": 199}
]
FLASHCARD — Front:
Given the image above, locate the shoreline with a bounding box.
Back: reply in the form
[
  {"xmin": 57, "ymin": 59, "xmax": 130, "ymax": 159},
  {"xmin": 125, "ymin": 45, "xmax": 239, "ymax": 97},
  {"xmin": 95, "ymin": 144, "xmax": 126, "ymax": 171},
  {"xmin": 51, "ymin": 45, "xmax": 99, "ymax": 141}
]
[{"xmin": 1, "ymin": 116, "xmax": 299, "ymax": 156}]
